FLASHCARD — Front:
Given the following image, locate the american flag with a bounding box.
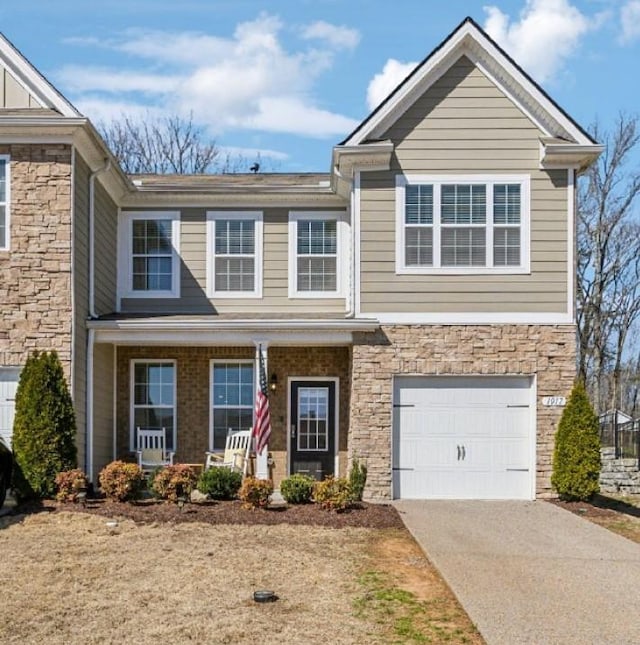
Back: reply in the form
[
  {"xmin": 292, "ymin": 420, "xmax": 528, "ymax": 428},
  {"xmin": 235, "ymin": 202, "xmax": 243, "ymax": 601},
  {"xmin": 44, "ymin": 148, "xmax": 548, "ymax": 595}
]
[{"xmin": 253, "ymin": 346, "xmax": 271, "ymax": 455}]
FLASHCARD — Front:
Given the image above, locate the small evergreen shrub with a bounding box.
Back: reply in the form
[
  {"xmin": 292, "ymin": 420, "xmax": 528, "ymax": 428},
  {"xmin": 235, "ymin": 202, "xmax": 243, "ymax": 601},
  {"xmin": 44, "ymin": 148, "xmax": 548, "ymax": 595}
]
[
  {"xmin": 197, "ymin": 467, "xmax": 243, "ymax": 500},
  {"xmin": 55, "ymin": 469, "xmax": 89, "ymax": 503},
  {"xmin": 239, "ymin": 477, "xmax": 273, "ymax": 509},
  {"xmin": 151, "ymin": 464, "xmax": 198, "ymax": 502},
  {"xmin": 551, "ymin": 381, "xmax": 601, "ymax": 501},
  {"xmin": 348, "ymin": 458, "xmax": 368, "ymax": 502},
  {"xmin": 12, "ymin": 350, "xmax": 77, "ymax": 500},
  {"xmin": 99, "ymin": 461, "xmax": 145, "ymax": 502},
  {"xmin": 313, "ymin": 476, "xmax": 352, "ymax": 511},
  {"xmin": 280, "ymin": 474, "xmax": 314, "ymax": 504}
]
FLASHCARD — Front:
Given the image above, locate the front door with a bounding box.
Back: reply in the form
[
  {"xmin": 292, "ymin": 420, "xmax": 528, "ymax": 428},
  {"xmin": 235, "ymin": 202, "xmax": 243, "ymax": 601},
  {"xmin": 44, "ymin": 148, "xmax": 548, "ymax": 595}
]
[{"xmin": 290, "ymin": 380, "xmax": 336, "ymax": 480}]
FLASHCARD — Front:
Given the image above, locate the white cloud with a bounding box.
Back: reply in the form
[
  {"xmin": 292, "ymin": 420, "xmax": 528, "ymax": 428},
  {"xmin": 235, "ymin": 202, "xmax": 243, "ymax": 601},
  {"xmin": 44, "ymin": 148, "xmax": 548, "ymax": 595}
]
[
  {"xmin": 620, "ymin": 1, "xmax": 640, "ymax": 43},
  {"xmin": 57, "ymin": 13, "xmax": 357, "ymax": 139},
  {"xmin": 73, "ymin": 98, "xmax": 163, "ymax": 124},
  {"xmin": 366, "ymin": 59, "xmax": 417, "ymax": 111},
  {"xmin": 219, "ymin": 145, "xmax": 289, "ymax": 162},
  {"xmin": 483, "ymin": 0, "xmax": 598, "ymax": 83},
  {"xmin": 301, "ymin": 21, "xmax": 360, "ymax": 50}
]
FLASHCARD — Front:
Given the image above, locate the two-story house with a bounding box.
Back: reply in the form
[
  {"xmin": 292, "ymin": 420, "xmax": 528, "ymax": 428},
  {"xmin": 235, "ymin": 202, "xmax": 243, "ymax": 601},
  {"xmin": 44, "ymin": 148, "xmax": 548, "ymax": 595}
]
[{"xmin": 0, "ymin": 18, "xmax": 601, "ymax": 500}]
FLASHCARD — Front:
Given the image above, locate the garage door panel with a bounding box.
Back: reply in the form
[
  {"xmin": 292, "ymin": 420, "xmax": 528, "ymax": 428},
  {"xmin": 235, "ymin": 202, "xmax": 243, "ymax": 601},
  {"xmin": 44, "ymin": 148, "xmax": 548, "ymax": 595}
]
[
  {"xmin": 0, "ymin": 368, "xmax": 20, "ymax": 448},
  {"xmin": 393, "ymin": 376, "xmax": 534, "ymax": 500}
]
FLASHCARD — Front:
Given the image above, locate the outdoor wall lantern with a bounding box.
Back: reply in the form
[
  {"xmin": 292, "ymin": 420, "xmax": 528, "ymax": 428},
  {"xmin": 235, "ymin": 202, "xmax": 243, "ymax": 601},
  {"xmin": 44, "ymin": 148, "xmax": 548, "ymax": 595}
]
[{"xmin": 270, "ymin": 373, "xmax": 278, "ymax": 392}]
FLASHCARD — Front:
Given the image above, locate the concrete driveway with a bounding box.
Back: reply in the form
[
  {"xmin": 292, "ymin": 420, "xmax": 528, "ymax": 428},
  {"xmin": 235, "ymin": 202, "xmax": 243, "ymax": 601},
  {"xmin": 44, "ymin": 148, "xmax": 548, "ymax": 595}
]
[{"xmin": 394, "ymin": 500, "xmax": 640, "ymax": 645}]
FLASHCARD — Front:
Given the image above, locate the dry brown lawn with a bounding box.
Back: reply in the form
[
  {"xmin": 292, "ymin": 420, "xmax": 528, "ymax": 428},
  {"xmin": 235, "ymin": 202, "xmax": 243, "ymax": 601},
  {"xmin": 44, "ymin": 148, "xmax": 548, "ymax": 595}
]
[{"xmin": 0, "ymin": 510, "xmax": 481, "ymax": 644}]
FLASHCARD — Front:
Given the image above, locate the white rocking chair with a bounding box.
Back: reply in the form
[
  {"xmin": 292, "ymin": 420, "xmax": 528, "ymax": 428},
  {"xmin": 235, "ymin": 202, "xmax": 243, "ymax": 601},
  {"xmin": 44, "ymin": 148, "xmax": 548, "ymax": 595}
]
[
  {"xmin": 136, "ymin": 427, "xmax": 174, "ymax": 475},
  {"xmin": 205, "ymin": 429, "xmax": 252, "ymax": 475}
]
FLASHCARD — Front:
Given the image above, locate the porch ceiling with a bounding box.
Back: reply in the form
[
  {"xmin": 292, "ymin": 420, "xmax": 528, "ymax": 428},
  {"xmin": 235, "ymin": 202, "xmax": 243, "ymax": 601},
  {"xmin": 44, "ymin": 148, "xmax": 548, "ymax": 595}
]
[{"xmin": 87, "ymin": 315, "xmax": 379, "ymax": 346}]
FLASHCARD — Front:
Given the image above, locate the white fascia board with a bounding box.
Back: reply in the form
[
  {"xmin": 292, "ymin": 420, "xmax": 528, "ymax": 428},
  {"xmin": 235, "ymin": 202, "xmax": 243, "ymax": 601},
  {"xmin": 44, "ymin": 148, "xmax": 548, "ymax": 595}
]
[
  {"xmin": 345, "ymin": 21, "xmax": 595, "ymax": 148},
  {"xmin": 0, "ymin": 33, "xmax": 81, "ymax": 117}
]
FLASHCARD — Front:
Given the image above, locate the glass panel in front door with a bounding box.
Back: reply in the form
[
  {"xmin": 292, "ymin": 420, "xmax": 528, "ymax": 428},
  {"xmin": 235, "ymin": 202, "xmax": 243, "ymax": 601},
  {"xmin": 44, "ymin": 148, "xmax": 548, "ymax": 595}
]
[{"xmin": 297, "ymin": 387, "xmax": 329, "ymax": 452}]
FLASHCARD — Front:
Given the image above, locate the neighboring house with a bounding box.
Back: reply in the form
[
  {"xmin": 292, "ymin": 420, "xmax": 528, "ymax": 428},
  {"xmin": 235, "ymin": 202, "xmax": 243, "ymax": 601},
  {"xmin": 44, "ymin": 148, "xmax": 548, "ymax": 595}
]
[{"xmin": 0, "ymin": 17, "xmax": 602, "ymax": 500}]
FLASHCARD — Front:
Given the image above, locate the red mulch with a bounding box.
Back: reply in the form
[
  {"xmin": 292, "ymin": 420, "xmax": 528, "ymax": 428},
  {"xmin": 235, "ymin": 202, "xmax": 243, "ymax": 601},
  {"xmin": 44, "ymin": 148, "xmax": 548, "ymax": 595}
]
[{"xmin": 16, "ymin": 498, "xmax": 405, "ymax": 530}]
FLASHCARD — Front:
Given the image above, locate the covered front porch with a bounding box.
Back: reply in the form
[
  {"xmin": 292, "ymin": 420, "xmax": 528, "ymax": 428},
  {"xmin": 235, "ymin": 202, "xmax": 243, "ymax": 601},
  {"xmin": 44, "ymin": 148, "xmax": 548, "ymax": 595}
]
[{"xmin": 86, "ymin": 316, "xmax": 378, "ymax": 487}]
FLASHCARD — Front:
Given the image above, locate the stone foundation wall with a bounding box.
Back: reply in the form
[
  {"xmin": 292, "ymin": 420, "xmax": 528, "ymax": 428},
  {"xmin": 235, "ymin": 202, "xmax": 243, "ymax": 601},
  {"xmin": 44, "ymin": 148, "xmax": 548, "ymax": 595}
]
[
  {"xmin": 350, "ymin": 324, "xmax": 576, "ymax": 500},
  {"xmin": 114, "ymin": 345, "xmax": 350, "ymax": 487},
  {"xmin": 0, "ymin": 144, "xmax": 73, "ymax": 374},
  {"xmin": 600, "ymin": 447, "xmax": 640, "ymax": 494}
]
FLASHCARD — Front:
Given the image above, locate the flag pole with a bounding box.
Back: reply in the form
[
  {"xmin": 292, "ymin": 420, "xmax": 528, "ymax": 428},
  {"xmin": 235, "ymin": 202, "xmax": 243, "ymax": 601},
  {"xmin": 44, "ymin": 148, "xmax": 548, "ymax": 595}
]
[{"xmin": 254, "ymin": 342, "xmax": 269, "ymax": 479}]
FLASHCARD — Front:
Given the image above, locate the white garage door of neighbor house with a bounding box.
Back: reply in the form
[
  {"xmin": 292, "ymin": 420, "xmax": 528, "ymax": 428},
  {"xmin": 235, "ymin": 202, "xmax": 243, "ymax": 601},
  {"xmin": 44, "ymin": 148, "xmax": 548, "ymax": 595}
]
[
  {"xmin": 0, "ymin": 368, "xmax": 20, "ymax": 449},
  {"xmin": 393, "ymin": 376, "xmax": 534, "ymax": 500}
]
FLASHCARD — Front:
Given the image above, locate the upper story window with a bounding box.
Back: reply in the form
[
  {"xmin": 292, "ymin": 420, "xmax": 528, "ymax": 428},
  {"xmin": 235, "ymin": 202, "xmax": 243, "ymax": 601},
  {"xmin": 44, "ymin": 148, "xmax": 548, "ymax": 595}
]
[
  {"xmin": 288, "ymin": 211, "xmax": 347, "ymax": 298},
  {"xmin": 0, "ymin": 156, "xmax": 10, "ymax": 250},
  {"xmin": 206, "ymin": 211, "xmax": 263, "ymax": 298},
  {"xmin": 396, "ymin": 175, "xmax": 530, "ymax": 275},
  {"xmin": 118, "ymin": 211, "xmax": 181, "ymax": 299}
]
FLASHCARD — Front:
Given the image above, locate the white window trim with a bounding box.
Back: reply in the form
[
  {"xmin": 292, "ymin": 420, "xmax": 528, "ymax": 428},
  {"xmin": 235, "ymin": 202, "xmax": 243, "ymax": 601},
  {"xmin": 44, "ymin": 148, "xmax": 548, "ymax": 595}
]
[
  {"xmin": 206, "ymin": 211, "xmax": 263, "ymax": 299},
  {"xmin": 0, "ymin": 155, "xmax": 10, "ymax": 251},
  {"xmin": 129, "ymin": 359, "xmax": 177, "ymax": 452},
  {"xmin": 209, "ymin": 359, "xmax": 255, "ymax": 453},
  {"xmin": 395, "ymin": 174, "xmax": 531, "ymax": 275},
  {"xmin": 118, "ymin": 211, "xmax": 181, "ymax": 299},
  {"xmin": 288, "ymin": 211, "xmax": 348, "ymax": 298}
]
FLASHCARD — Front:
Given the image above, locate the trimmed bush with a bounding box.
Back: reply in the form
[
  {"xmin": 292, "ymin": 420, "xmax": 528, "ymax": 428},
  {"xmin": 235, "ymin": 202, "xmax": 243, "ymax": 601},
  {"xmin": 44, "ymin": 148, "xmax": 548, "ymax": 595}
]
[
  {"xmin": 280, "ymin": 474, "xmax": 314, "ymax": 504},
  {"xmin": 313, "ymin": 476, "xmax": 352, "ymax": 511},
  {"xmin": 239, "ymin": 477, "xmax": 273, "ymax": 509},
  {"xmin": 197, "ymin": 467, "xmax": 243, "ymax": 500},
  {"xmin": 55, "ymin": 469, "xmax": 89, "ymax": 503},
  {"xmin": 348, "ymin": 458, "xmax": 368, "ymax": 502},
  {"xmin": 99, "ymin": 461, "xmax": 145, "ymax": 502},
  {"xmin": 151, "ymin": 464, "xmax": 198, "ymax": 502},
  {"xmin": 12, "ymin": 351, "xmax": 77, "ymax": 500},
  {"xmin": 551, "ymin": 381, "xmax": 601, "ymax": 501}
]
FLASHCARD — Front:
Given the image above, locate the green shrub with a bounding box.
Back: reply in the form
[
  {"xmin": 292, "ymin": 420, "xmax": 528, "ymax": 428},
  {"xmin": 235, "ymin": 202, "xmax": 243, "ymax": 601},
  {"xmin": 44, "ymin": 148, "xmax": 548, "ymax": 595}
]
[
  {"xmin": 348, "ymin": 457, "xmax": 368, "ymax": 502},
  {"xmin": 12, "ymin": 351, "xmax": 77, "ymax": 500},
  {"xmin": 313, "ymin": 476, "xmax": 352, "ymax": 511},
  {"xmin": 197, "ymin": 467, "xmax": 243, "ymax": 500},
  {"xmin": 55, "ymin": 469, "xmax": 89, "ymax": 503},
  {"xmin": 99, "ymin": 461, "xmax": 145, "ymax": 502},
  {"xmin": 551, "ymin": 381, "xmax": 601, "ymax": 501},
  {"xmin": 151, "ymin": 464, "xmax": 198, "ymax": 502},
  {"xmin": 239, "ymin": 477, "xmax": 273, "ymax": 509},
  {"xmin": 280, "ymin": 474, "xmax": 314, "ymax": 504}
]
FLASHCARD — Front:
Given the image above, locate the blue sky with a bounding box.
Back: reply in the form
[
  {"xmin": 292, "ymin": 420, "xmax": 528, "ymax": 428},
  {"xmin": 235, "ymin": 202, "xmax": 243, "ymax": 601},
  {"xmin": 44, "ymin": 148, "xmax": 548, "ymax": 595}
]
[{"xmin": 0, "ymin": 0, "xmax": 638, "ymax": 172}]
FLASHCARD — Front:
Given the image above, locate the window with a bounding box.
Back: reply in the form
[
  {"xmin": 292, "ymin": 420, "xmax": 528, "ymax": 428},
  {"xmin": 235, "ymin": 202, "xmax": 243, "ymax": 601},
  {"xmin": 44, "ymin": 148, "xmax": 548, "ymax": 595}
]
[
  {"xmin": 0, "ymin": 156, "xmax": 9, "ymax": 250},
  {"xmin": 396, "ymin": 175, "xmax": 529, "ymax": 274},
  {"xmin": 210, "ymin": 361, "xmax": 254, "ymax": 451},
  {"xmin": 207, "ymin": 211, "xmax": 263, "ymax": 298},
  {"xmin": 288, "ymin": 211, "xmax": 346, "ymax": 297},
  {"xmin": 130, "ymin": 361, "xmax": 176, "ymax": 451},
  {"xmin": 119, "ymin": 211, "xmax": 180, "ymax": 298}
]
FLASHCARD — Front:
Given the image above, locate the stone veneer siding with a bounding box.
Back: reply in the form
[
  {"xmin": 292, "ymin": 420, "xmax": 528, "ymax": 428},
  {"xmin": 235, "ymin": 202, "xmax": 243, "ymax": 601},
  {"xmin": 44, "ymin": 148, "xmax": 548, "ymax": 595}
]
[
  {"xmin": 115, "ymin": 345, "xmax": 350, "ymax": 488},
  {"xmin": 0, "ymin": 144, "xmax": 73, "ymax": 371},
  {"xmin": 349, "ymin": 324, "xmax": 576, "ymax": 501}
]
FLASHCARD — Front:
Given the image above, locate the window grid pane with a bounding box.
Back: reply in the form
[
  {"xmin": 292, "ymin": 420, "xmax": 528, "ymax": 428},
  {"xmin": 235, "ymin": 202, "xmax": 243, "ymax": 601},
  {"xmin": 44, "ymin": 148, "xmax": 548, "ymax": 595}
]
[
  {"xmin": 494, "ymin": 228, "xmax": 521, "ymax": 266},
  {"xmin": 133, "ymin": 362, "xmax": 175, "ymax": 450},
  {"xmin": 405, "ymin": 226, "xmax": 433, "ymax": 266},
  {"xmin": 494, "ymin": 184, "xmax": 521, "ymax": 224},
  {"xmin": 441, "ymin": 184, "xmax": 486, "ymax": 224},
  {"xmin": 297, "ymin": 387, "xmax": 329, "ymax": 452},
  {"xmin": 212, "ymin": 362, "xmax": 254, "ymax": 451},
  {"xmin": 405, "ymin": 185, "xmax": 433, "ymax": 224},
  {"xmin": 296, "ymin": 219, "xmax": 338, "ymax": 292},
  {"xmin": 441, "ymin": 228, "xmax": 486, "ymax": 267},
  {"xmin": 131, "ymin": 219, "xmax": 173, "ymax": 291},
  {"xmin": 214, "ymin": 219, "xmax": 256, "ymax": 291}
]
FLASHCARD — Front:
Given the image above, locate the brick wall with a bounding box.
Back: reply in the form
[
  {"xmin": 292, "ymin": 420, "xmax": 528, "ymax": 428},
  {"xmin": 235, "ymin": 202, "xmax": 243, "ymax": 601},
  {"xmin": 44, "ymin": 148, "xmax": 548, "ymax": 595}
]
[
  {"xmin": 0, "ymin": 144, "xmax": 73, "ymax": 375},
  {"xmin": 115, "ymin": 345, "xmax": 350, "ymax": 487},
  {"xmin": 350, "ymin": 324, "xmax": 576, "ymax": 500}
]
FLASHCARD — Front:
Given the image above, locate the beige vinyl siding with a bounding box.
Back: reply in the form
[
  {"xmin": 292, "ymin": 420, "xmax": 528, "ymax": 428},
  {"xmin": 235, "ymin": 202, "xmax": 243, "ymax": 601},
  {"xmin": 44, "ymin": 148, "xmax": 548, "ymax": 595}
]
[
  {"xmin": 358, "ymin": 55, "xmax": 569, "ymax": 315},
  {"xmin": 92, "ymin": 343, "xmax": 114, "ymax": 482},
  {"xmin": 0, "ymin": 67, "xmax": 43, "ymax": 108},
  {"xmin": 72, "ymin": 154, "xmax": 90, "ymax": 467},
  {"xmin": 94, "ymin": 179, "xmax": 118, "ymax": 315},
  {"xmin": 121, "ymin": 207, "xmax": 347, "ymax": 314}
]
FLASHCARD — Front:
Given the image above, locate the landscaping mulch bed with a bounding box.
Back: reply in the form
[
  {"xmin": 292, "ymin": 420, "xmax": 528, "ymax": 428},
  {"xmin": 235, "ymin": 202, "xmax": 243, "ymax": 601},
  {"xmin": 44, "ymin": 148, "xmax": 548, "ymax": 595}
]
[
  {"xmin": 17, "ymin": 497, "xmax": 406, "ymax": 529},
  {"xmin": 549, "ymin": 493, "xmax": 640, "ymax": 520}
]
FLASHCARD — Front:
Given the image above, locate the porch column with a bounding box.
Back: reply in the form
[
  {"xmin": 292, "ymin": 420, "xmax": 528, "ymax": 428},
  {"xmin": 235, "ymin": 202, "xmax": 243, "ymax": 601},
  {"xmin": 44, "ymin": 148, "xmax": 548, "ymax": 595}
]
[{"xmin": 254, "ymin": 342, "xmax": 269, "ymax": 479}]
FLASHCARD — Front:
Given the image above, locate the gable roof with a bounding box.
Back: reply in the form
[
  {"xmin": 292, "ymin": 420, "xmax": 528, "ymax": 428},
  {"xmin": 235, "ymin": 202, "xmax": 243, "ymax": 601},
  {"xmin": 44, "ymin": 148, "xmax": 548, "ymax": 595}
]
[
  {"xmin": 0, "ymin": 32, "xmax": 80, "ymax": 117},
  {"xmin": 340, "ymin": 16, "xmax": 597, "ymax": 148}
]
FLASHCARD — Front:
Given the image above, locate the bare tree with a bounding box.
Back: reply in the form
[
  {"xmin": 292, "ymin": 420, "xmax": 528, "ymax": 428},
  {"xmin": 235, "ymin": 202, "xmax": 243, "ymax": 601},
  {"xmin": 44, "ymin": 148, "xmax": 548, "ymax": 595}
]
[
  {"xmin": 577, "ymin": 114, "xmax": 640, "ymax": 412},
  {"xmin": 98, "ymin": 112, "xmax": 273, "ymax": 175}
]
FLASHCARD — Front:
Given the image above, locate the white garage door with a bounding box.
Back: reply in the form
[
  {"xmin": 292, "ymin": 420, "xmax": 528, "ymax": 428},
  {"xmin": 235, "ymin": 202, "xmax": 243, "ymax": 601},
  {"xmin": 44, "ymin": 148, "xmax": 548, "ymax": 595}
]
[
  {"xmin": 393, "ymin": 376, "xmax": 534, "ymax": 500},
  {"xmin": 0, "ymin": 368, "xmax": 20, "ymax": 448}
]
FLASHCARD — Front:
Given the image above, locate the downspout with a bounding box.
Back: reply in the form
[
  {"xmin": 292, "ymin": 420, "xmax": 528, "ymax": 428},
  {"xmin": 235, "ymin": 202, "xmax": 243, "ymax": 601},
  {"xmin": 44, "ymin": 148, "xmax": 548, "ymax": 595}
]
[
  {"xmin": 335, "ymin": 164, "xmax": 356, "ymax": 319},
  {"xmin": 85, "ymin": 158, "xmax": 111, "ymax": 482}
]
